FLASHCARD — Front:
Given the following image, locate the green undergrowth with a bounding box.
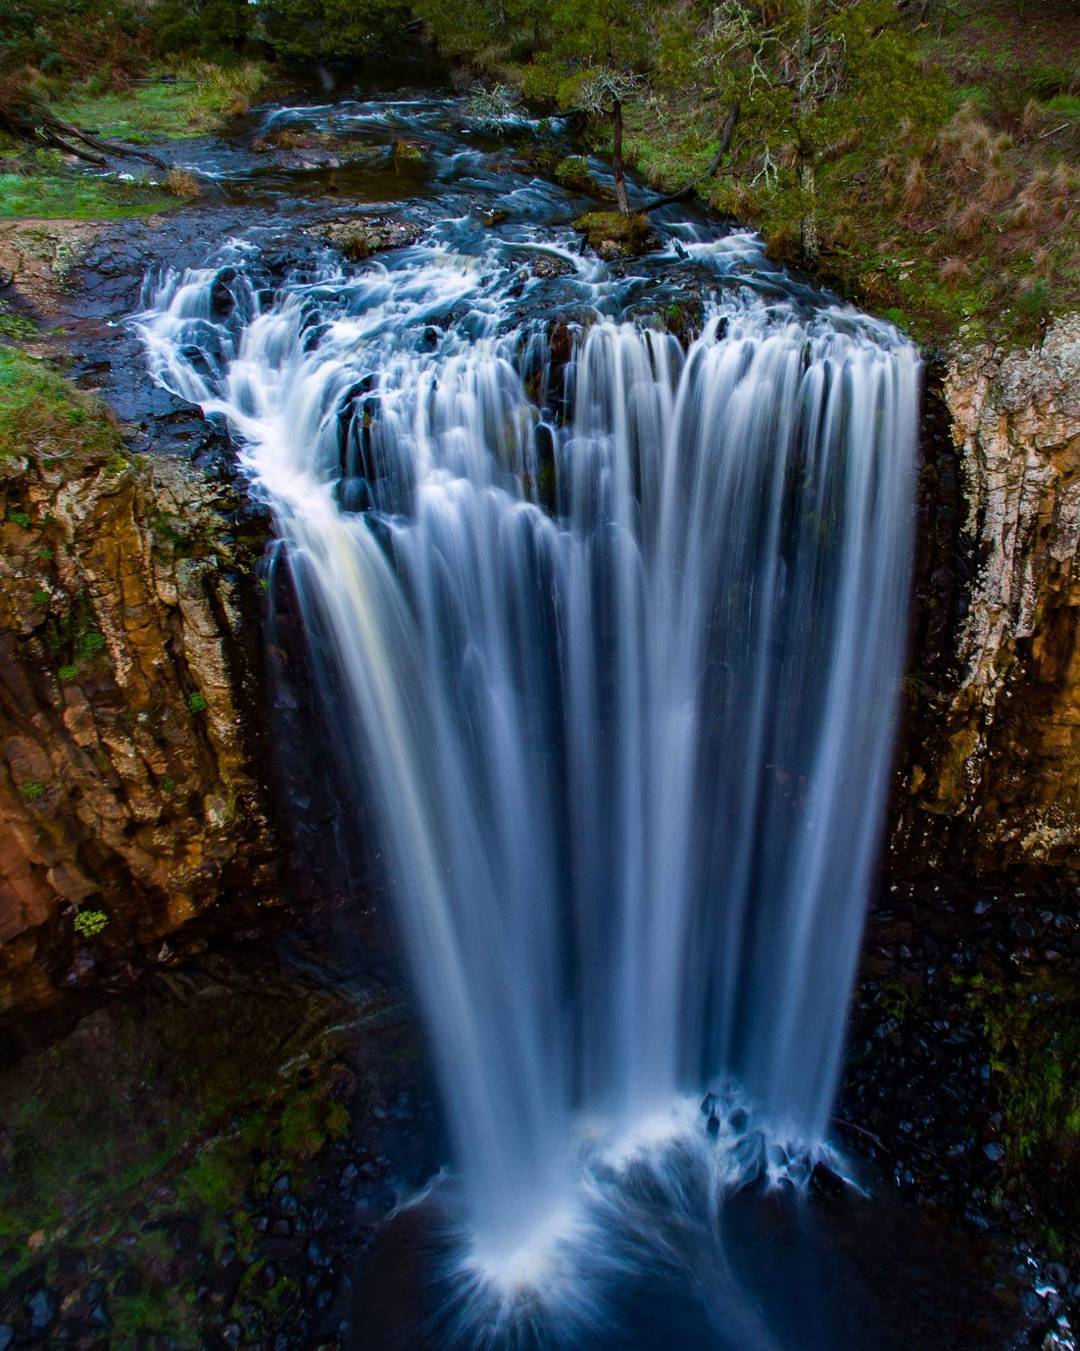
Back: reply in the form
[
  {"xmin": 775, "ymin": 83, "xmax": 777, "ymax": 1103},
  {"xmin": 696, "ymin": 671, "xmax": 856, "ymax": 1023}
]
[
  {"xmin": 960, "ymin": 965, "xmax": 1080, "ymax": 1259},
  {"xmin": 0, "ymin": 966, "xmax": 360, "ymax": 1297},
  {"xmin": 572, "ymin": 0, "xmax": 1077, "ymax": 345},
  {"xmin": 52, "ymin": 61, "xmax": 271, "ymax": 143},
  {"xmin": 0, "ymin": 346, "xmax": 128, "ymax": 466},
  {"xmin": 0, "ymin": 347, "xmax": 127, "ymax": 463},
  {"xmin": 0, "ymin": 60, "xmax": 269, "ymax": 223}
]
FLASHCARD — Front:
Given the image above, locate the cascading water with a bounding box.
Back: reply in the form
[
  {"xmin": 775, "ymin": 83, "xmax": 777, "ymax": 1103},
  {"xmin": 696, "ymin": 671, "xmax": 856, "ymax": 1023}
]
[{"xmin": 134, "ymin": 91, "xmax": 917, "ymax": 1343}]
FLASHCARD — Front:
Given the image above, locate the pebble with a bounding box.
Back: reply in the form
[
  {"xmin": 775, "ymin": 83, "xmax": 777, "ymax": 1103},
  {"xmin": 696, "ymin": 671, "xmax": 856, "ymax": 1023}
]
[{"xmin": 26, "ymin": 1288, "xmax": 55, "ymax": 1329}]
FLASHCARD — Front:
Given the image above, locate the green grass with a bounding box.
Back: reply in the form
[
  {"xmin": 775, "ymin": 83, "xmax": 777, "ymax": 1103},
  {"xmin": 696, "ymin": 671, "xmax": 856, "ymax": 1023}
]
[
  {"xmin": 1044, "ymin": 93, "xmax": 1080, "ymax": 119},
  {"xmin": 0, "ymin": 170, "xmax": 172, "ymax": 220},
  {"xmin": 0, "ymin": 302, "xmax": 37, "ymax": 341},
  {"xmin": 53, "ymin": 63, "xmax": 271, "ymax": 144},
  {"xmin": 0, "ymin": 348, "xmax": 125, "ymax": 462}
]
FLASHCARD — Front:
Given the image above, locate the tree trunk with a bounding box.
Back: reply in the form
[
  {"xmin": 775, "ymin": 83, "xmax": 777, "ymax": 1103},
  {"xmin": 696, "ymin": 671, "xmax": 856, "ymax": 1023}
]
[
  {"xmin": 797, "ymin": 0, "xmax": 819, "ymax": 263},
  {"xmin": 612, "ymin": 99, "xmax": 630, "ymax": 215},
  {"xmin": 798, "ymin": 152, "xmax": 819, "ymax": 263}
]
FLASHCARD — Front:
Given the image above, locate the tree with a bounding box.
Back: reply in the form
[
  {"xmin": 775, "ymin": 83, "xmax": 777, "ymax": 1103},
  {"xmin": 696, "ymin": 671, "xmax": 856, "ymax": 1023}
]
[
  {"xmin": 519, "ymin": 0, "xmax": 656, "ymax": 214},
  {"xmin": 692, "ymin": 0, "xmax": 946, "ymax": 261},
  {"xmin": 257, "ymin": 0, "xmax": 410, "ymax": 62}
]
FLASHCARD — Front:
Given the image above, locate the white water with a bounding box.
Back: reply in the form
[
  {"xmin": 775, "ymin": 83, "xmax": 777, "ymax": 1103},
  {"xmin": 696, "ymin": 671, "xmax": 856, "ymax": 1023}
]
[{"xmin": 134, "ymin": 119, "xmax": 917, "ymax": 1328}]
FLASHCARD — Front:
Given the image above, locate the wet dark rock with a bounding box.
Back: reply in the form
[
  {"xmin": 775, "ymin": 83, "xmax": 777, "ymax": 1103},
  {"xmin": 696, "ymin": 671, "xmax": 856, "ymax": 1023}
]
[
  {"xmin": 307, "ymin": 1239, "xmax": 331, "ymax": 1269},
  {"xmin": 0, "ymin": 1325, "xmax": 12, "ymax": 1351},
  {"xmin": 25, "ymin": 1287, "xmax": 55, "ymax": 1329},
  {"xmin": 984, "ymin": 1142, "xmax": 1005, "ymax": 1162},
  {"xmin": 527, "ymin": 252, "xmax": 577, "ymax": 279},
  {"xmin": 114, "ymin": 1269, "xmax": 142, "ymax": 1296}
]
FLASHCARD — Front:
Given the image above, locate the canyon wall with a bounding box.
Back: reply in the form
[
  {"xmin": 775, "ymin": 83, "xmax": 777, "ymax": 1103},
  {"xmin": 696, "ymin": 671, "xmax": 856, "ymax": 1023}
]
[
  {"xmin": 894, "ymin": 315, "xmax": 1080, "ymax": 878},
  {"xmin": 0, "ymin": 428, "xmax": 277, "ymax": 1030}
]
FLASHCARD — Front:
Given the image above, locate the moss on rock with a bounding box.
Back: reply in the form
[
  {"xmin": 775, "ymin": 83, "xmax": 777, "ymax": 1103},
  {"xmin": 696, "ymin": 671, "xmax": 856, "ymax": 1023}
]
[{"xmin": 573, "ymin": 211, "xmax": 655, "ymax": 259}]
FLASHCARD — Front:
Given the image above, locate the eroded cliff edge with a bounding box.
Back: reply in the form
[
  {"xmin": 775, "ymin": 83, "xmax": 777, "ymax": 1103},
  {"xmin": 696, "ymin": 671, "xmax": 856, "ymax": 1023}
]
[
  {"xmin": 895, "ymin": 314, "xmax": 1080, "ymax": 879},
  {"xmin": 0, "ymin": 413, "xmax": 277, "ymax": 1032}
]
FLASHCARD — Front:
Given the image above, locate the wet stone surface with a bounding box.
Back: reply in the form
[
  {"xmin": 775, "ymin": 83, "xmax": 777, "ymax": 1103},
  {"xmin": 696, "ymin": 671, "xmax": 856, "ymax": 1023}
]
[{"xmin": 839, "ymin": 877, "xmax": 1080, "ymax": 1348}]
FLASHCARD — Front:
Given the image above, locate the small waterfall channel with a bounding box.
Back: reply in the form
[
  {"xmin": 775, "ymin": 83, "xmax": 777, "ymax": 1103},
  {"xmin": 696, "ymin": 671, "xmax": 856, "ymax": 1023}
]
[{"xmin": 134, "ymin": 88, "xmax": 918, "ymax": 1345}]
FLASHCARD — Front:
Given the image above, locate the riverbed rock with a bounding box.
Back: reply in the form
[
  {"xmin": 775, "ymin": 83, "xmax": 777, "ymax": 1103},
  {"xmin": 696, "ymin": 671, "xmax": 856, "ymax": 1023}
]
[
  {"xmin": 573, "ymin": 211, "xmax": 657, "ymax": 260},
  {"xmin": 526, "ymin": 252, "xmax": 577, "ymax": 279},
  {"xmin": 894, "ymin": 313, "xmax": 1080, "ymax": 878},
  {"xmin": 314, "ymin": 216, "xmax": 424, "ymax": 261}
]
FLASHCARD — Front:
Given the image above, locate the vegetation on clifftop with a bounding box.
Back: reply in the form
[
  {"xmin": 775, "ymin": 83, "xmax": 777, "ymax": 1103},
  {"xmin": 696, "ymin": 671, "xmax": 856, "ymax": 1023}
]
[
  {"xmin": 0, "ymin": 343, "xmax": 125, "ymax": 463},
  {"xmin": 2, "ymin": 0, "xmax": 1075, "ymax": 342},
  {"xmin": 417, "ymin": 0, "xmax": 1078, "ymax": 344}
]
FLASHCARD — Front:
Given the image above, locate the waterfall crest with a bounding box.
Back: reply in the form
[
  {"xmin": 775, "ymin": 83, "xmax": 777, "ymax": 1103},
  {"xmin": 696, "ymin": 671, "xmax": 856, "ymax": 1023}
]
[{"xmin": 136, "ymin": 207, "xmax": 917, "ymax": 1282}]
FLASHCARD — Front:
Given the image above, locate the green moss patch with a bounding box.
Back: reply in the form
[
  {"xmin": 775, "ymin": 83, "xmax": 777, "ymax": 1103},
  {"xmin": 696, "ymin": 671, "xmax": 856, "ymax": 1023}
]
[
  {"xmin": 573, "ymin": 210, "xmax": 654, "ymax": 256},
  {"xmin": 0, "ymin": 349, "xmax": 126, "ymax": 463},
  {"xmin": 961, "ymin": 966, "xmax": 1080, "ymax": 1258}
]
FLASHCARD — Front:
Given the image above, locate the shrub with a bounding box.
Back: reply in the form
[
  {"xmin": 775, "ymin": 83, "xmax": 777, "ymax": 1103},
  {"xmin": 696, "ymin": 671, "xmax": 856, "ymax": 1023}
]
[
  {"xmin": 19, "ymin": 781, "xmax": 45, "ymax": 801},
  {"xmin": 900, "ymin": 160, "xmax": 927, "ymax": 214},
  {"xmin": 76, "ymin": 630, "xmax": 106, "ymax": 661},
  {"xmin": 938, "ymin": 257, "xmax": 971, "ymax": 290},
  {"xmin": 188, "ymin": 691, "xmax": 208, "ymax": 713},
  {"xmin": 73, "ymin": 908, "xmax": 109, "ymax": 938},
  {"xmin": 555, "ymin": 155, "xmax": 597, "ymax": 193},
  {"xmin": 164, "ymin": 166, "xmax": 201, "ymax": 200}
]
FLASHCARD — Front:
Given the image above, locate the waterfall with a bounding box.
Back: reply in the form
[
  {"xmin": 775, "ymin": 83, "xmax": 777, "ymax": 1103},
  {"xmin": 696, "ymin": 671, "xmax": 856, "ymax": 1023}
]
[{"xmin": 135, "ymin": 203, "xmax": 917, "ymax": 1305}]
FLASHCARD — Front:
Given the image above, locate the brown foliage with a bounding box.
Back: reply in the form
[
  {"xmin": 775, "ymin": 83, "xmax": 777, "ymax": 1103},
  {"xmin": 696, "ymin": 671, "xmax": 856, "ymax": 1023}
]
[
  {"xmin": 937, "ymin": 256, "xmax": 970, "ymax": 290},
  {"xmin": 901, "ymin": 159, "xmax": 927, "ymax": 214},
  {"xmin": 978, "ymin": 164, "xmax": 1018, "ymax": 207},
  {"xmin": 164, "ymin": 167, "xmax": 202, "ymax": 200},
  {"xmin": 952, "ymin": 200, "xmax": 990, "ymax": 246}
]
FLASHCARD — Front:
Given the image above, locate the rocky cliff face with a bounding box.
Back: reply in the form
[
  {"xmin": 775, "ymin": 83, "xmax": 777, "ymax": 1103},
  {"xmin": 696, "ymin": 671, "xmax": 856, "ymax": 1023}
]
[
  {"xmin": 895, "ymin": 315, "xmax": 1080, "ymax": 878},
  {"xmin": 0, "ymin": 422, "xmax": 277, "ymax": 1030}
]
